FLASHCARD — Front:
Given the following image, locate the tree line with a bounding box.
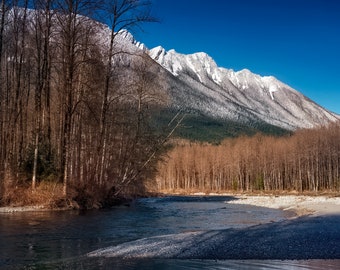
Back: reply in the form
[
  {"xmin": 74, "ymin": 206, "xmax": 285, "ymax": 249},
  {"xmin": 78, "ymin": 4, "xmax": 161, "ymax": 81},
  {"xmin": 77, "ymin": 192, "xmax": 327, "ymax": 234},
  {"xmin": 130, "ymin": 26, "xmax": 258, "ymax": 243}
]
[
  {"xmin": 156, "ymin": 123, "xmax": 340, "ymax": 193},
  {"xmin": 0, "ymin": 0, "xmax": 174, "ymax": 207}
]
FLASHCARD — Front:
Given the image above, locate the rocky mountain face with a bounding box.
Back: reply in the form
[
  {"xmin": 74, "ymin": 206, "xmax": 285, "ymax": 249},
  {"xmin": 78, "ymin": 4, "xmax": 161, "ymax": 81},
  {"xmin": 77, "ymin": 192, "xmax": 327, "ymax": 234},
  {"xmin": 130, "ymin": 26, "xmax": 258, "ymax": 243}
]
[
  {"xmin": 147, "ymin": 46, "xmax": 339, "ymax": 131},
  {"xmin": 96, "ymin": 24, "xmax": 339, "ymax": 133}
]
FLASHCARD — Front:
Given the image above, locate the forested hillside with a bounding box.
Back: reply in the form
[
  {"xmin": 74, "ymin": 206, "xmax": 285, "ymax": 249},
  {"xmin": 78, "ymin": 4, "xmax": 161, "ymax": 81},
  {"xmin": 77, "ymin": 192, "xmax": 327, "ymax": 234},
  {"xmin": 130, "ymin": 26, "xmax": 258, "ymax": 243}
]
[
  {"xmin": 151, "ymin": 109, "xmax": 290, "ymax": 143},
  {"xmin": 156, "ymin": 123, "xmax": 340, "ymax": 193}
]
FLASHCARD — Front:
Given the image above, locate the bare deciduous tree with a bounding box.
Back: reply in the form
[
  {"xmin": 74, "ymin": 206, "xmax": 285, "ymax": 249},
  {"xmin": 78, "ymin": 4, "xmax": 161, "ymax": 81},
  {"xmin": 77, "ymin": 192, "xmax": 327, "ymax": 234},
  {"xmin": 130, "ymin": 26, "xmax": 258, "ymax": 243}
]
[{"xmin": 157, "ymin": 123, "xmax": 340, "ymax": 193}]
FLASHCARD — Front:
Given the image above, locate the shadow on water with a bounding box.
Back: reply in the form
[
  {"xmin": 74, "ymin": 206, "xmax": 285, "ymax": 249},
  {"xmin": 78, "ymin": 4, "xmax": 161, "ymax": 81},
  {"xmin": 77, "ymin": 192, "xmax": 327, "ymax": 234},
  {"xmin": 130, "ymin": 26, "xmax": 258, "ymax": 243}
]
[
  {"xmin": 87, "ymin": 214, "xmax": 340, "ymax": 260},
  {"xmin": 187, "ymin": 214, "xmax": 340, "ymax": 260}
]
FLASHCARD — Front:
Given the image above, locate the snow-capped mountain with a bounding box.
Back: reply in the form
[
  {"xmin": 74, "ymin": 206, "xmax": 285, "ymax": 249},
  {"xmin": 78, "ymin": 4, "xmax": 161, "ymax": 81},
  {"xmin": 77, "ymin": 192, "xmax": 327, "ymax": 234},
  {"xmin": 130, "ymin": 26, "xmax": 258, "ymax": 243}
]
[
  {"xmin": 11, "ymin": 7, "xmax": 340, "ymax": 132},
  {"xmin": 146, "ymin": 46, "xmax": 339, "ymax": 130},
  {"xmin": 94, "ymin": 23, "xmax": 339, "ymax": 131}
]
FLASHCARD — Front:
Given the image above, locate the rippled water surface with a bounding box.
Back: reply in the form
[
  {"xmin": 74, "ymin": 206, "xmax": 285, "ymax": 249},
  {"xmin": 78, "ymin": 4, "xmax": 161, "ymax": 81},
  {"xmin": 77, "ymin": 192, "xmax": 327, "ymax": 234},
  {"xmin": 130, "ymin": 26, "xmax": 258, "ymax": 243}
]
[{"xmin": 0, "ymin": 196, "xmax": 339, "ymax": 269}]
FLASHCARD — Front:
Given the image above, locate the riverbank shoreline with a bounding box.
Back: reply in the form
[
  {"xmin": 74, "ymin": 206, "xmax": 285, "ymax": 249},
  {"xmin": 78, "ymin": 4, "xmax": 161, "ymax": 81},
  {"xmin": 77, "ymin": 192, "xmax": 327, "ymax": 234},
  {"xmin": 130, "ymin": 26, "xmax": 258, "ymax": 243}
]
[
  {"xmin": 1, "ymin": 193, "xmax": 340, "ymax": 216},
  {"xmin": 227, "ymin": 194, "xmax": 340, "ymax": 217},
  {"xmin": 176, "ymin": 191, "xmax": 340, "ymax": 217},
  {"xmin": 0, "ymin": 205, "xmax": 72, "ymax": 213}
]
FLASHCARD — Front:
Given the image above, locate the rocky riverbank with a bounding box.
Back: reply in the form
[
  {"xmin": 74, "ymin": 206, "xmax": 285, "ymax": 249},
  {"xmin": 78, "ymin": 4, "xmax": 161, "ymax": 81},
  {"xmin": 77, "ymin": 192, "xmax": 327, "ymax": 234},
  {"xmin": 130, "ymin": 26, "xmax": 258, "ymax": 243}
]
[
  {"xmin": 88, "ymin": 194, "xmax": 340, "ymax": 260},
  {"xmin": 229, "ymin": 195, "xmax": 340, "ymax": 216}
]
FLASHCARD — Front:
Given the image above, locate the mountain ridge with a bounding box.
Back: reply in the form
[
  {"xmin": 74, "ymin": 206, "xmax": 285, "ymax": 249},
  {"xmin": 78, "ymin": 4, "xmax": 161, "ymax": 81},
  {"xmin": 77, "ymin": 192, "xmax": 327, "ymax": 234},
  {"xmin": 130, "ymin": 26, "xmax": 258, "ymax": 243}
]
[
  {"xmin": 90, "ymin": 18, "xmax": 340, "ymax": 132},
  {"xmin": 144, "ymin": 44, "xmax": 339, "ymax": 130},
  {"xmin": 11, "ymin": 7, "xmax": 340, "ymax": 132}
]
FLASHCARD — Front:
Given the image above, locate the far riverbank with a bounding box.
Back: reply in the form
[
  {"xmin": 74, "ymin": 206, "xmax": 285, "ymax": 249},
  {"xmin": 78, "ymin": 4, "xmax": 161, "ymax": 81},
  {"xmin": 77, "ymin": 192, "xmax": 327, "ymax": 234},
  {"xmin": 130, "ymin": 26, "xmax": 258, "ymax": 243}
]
[
  {"xmin": 2, "ymin": 193, "xmax": 340, "ymax": 216},
  {"xmin": 228, "ymin": 194, "xmax": 340, "ymax": 217}
]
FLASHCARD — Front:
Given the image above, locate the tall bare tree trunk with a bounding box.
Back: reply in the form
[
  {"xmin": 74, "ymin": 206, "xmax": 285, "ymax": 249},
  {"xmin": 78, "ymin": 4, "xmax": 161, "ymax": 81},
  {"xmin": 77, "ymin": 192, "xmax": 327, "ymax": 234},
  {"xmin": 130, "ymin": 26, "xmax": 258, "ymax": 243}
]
[
  {"xmin": 0, "ymin": 0, "xmax": 6, "ymax": 197},
  {"xmin": 31, "ymin": 1, "xmax": 53, "ymax": 189}
]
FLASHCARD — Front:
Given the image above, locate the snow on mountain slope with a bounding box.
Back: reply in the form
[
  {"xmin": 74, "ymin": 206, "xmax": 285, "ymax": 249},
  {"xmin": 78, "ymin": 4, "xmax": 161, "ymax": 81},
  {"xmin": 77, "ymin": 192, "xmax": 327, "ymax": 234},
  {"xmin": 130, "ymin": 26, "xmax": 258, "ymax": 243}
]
[
  {"xmin": 12, "ymin": 9, "xmax": 339, "ymax": 131},
  {"xmin": 91, "ymin": 23, "xmax": 339, "ymax": 131},
  {"xmin": 94, "ymin": 23, "xmax": 147, "ymax": 55},
  {"xmin": 148, "ymin": 46, "xmax": 339, "ymax": 130}
]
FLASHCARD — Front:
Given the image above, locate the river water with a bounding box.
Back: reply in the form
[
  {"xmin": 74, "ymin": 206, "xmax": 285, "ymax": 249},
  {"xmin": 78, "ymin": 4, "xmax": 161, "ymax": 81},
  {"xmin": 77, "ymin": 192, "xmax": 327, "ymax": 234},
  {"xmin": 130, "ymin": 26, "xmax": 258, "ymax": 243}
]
[{"xmin": 0, "ymin": 196, "xmax": 339, "ymax": 269}]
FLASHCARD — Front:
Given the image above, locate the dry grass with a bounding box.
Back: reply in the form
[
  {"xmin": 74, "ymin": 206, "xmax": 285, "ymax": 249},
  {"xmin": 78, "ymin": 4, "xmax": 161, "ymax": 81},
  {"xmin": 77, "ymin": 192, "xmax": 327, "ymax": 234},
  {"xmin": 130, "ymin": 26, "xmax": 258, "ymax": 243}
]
[{"xmin": 2, "ymin": 181, "xmax": 64, "ymax": 207}]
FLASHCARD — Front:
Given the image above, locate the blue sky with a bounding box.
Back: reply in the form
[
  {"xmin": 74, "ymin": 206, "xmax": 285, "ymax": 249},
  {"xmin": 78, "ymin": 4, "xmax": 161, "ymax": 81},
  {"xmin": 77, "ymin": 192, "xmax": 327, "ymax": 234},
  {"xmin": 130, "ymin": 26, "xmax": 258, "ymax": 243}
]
[{"xmin": 135, "ymin": 0, "xmax": 340, "ymax": 114}]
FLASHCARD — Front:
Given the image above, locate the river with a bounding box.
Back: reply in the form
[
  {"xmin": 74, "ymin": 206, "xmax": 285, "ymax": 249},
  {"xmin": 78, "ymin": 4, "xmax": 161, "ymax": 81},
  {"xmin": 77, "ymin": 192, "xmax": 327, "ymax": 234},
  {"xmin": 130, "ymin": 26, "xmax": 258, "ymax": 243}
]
[{"xmin": 0, "ymin": 196, "xmax": 339, "ymax": 269}]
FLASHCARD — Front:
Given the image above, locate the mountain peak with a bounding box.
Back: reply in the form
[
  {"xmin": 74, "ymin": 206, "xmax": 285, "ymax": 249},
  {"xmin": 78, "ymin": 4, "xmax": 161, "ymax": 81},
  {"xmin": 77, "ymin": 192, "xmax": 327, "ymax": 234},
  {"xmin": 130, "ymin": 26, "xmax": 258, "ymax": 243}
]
[
  {"xmin": 236, "ymin": 68, "xmax": 252, "ymax": 75},
  {"xmin": 114, "ymin": 29, "xmax": 147, "ymax": 51},
  {"xmin": 148, "ymin": 46, "xmax": 221, "ymax": 82},
  {"xmin": 149, "ymin": 46, "xmax": 166, "ymax": 60}
]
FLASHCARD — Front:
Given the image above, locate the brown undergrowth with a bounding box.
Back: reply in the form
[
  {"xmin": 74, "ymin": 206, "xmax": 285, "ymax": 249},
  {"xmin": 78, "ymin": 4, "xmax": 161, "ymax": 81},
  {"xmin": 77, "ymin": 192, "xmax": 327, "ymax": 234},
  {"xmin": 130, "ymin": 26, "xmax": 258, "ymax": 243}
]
[
  {"xmin": 1, "ymin": 181, "xmax": 64, "ymax": 208},
  {"xmin": 1, "ymin": 182, "xmax": 144, "ymax": 210}
]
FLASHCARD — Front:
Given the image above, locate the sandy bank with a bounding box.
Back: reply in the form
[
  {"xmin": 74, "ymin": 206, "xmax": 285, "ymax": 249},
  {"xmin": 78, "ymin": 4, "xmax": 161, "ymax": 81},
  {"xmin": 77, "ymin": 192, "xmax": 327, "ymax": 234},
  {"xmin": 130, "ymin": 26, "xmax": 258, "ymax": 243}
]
[
  {"xmin": 0, "ymin": 205, "xmax": 51, "ymax": 213},
  {"xmin": 0, "ymin": 205, "xmax": 73, "ymax": 213},
  {"xmin": 228, "ymin": 195, "xmax": 340, "ymax": 216}
]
